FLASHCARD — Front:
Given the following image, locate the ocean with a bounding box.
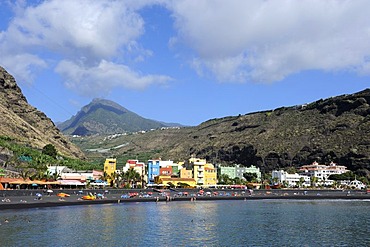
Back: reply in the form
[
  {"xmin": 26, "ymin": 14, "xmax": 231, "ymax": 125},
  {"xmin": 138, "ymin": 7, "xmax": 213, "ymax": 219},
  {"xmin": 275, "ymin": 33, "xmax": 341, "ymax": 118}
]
[{"xmin": 1, "ymin": 199, "xmax": 369, "ymax": 246}]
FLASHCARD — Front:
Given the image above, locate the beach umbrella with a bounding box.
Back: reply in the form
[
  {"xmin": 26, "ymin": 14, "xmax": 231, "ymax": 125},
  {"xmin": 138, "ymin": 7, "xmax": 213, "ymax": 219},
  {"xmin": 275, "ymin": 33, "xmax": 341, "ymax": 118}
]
[{"xmin": 32, "ymin": 183, "xmax": 38, "ymax": 187}]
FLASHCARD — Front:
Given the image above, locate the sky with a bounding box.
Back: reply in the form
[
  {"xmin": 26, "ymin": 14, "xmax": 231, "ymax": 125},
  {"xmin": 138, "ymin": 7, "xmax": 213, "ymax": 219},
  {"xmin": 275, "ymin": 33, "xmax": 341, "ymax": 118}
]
[{"xmin": 0, "ymin": 0, "xmax": 369, "ymax": 126}]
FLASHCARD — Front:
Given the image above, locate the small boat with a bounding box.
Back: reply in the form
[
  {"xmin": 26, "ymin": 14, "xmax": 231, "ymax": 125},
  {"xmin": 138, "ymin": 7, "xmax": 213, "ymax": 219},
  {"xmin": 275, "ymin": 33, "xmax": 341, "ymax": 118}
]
[
  {"xmin": 82, "ymin": 195, "xmax": 96, "ymax": 200},
  {"xmin": 270, "ymin": 183, "xmax": 282, "ymax": 189},
  {"xmin": 57, "ymin": 192, "xmax": 70, "ymax": 198}
]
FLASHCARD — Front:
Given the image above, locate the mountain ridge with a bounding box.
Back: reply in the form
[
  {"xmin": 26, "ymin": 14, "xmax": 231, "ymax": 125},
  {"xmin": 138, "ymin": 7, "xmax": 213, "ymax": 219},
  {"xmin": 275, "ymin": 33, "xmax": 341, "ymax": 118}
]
[
  {"xmin": 0, "ymin": 66, "xmax": 85, "ymax": 159},
  {"xmin": 58, "ymin": 98, "xmax": 182, "ymax": 136},
  {"xmin": 73, "ymin": 88, "xmax": 370, "ymax": 176}
]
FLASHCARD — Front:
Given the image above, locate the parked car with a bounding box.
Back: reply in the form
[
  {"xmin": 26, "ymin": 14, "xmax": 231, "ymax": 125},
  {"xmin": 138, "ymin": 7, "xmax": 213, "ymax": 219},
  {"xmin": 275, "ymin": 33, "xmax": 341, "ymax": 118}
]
[
  {"xmin": 121, "ymin": 194, "xmax": 130, "ymax": 199},
  {"xmin": 348, "ymin": 180, "xmax": 366, "ymax": 189}
]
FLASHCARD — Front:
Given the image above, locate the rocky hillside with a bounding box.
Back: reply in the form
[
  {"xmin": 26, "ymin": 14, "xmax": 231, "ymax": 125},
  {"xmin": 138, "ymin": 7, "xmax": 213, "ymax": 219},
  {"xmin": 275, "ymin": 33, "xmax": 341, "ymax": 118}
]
[
  {"xmin": 74, "ymin": 89, "xmax": 370, "ymax": 174},
  {"xmin": 0, "ymin": 66, "xmax": 85, "ymax": 159},
  {"xmin": 58, "ymin": 98, "xmax": 176, "ymax": 135}
]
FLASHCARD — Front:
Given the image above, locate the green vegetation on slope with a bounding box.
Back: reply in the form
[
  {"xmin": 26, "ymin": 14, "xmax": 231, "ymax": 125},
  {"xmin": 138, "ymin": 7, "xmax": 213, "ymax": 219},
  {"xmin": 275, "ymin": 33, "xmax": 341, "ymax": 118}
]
[
  {"xmin": 0, "ymin": 136, "xmax": 101, "ymax": 179},
  {"xmin": 69, "ymin": 89, "xmax": 370, "ymax": 180}
]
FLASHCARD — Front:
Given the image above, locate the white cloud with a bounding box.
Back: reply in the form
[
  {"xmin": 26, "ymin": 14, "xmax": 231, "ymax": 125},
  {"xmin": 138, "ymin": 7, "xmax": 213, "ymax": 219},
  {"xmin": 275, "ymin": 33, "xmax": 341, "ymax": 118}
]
[
  {"xmin": 55, "ymin": 59, "xmax": 172, "ymax": 96},
  {"xmin": 0, "ymin": 0, "xmax": 170, "ymax": 93},
  {"xmin": 0, "ymin": 53, "xmax": 47, "ymax": 84},
  {"xmin": 9, "ymin": 0, "xmax": 144, "ymax": 60},
  {"xmin": 3, "ymin": 0, "xmax": 370, "ymax": 91},
  {"xmin": 168, "ymin": 0, "xmax": 370, "ymax": 82}
]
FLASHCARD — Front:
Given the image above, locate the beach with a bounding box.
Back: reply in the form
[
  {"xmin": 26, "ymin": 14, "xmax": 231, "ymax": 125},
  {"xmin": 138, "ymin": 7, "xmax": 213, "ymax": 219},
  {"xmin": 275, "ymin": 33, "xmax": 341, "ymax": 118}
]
[{"xmin": 1, "ymin": 188, "xmax": 369, "ymax": 210}]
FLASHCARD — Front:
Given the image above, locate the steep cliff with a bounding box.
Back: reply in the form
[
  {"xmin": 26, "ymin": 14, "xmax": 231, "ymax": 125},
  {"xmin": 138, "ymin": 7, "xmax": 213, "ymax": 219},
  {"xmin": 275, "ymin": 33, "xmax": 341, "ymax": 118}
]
[{"xmin": 0, "ymin": 66, "xmax": 85, "ymax": 159}]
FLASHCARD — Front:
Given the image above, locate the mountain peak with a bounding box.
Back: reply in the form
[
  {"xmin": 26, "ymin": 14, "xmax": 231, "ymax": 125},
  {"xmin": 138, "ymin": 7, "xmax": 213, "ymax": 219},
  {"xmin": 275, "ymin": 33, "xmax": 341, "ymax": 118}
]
[{"xmin": 58, "ymin": 99, "xmax": 168, "ymax": 136}]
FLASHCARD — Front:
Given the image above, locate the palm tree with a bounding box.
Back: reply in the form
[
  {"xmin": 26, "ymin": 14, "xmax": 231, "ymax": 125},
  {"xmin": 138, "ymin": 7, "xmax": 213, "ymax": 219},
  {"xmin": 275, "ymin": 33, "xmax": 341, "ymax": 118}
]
[
  {"xmin": 310, "ymin": 176, "xmax": 318, "ymax": 188},
  {"xmin": 282, "ymin": 180, "xmax": 289, "ymax": 188},
  {"xmin": 124, "ymin": 168, "xmax": 141, "ymax": 188},
  {"xmin": 218, "ymin": 174, "xmax": 232, "ymax": 185},
  {"xmin": 233, "ymin": 177, "xmax": 243, "ymax": 185},
  {"xmin": 111, "ymin": 171, "xmax": 122, "ymax": 188},
  {"xmin": 100, "ymin": 171, "xmax": 111, "ymax": 183},
  {"xmin": 332, "ymin": 180, "xmax": 340, "ymax": 189}
]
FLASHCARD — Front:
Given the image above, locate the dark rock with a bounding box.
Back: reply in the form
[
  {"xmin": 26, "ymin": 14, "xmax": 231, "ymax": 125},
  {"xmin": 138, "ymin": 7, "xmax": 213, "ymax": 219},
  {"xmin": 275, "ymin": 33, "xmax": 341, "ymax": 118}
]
[{"xmin": 0, "ymin": 66, "xmax": 84, "ymax": 159}]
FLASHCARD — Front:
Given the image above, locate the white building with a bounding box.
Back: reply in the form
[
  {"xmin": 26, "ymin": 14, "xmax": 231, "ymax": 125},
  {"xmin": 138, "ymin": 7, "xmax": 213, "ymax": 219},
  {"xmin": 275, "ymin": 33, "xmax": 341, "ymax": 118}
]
[
  {"xmin": 122, "ymin": 160, "xmax": 146, "ymax": 183},
  {"xmin": 272, "ymin": 170, "xmax": 311, "ymax": 187},
  {"xmin": 299, "ymin": 161, "xmax": 349, "ymax": 185},
  {"xmin": 159, "ymin": 160, "xmax": 174, "ymax": 168}
]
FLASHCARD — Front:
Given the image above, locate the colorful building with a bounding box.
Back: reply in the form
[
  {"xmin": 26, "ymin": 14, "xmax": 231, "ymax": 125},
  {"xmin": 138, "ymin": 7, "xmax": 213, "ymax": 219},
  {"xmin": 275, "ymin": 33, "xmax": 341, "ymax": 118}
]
[
  {"xmin": 123, "ymin": 159, "xmax": 146, "ymax": 184},
  {"xmin": 147, "ymin": 159, "xmax": 160, "ymax": 184},
  {"xmin": 218, "ymin": 164, "xmax": 262, "ymax": 182},
  {"xmin": 190, "ymin": 157, "xmax": 206, "ymax": 185},
  {"xmin": 180, "ymin": 167, "xmax": 193, "ymax": 179},
  {"xmin": 159, "ymin": 167, "xmax": 172, "ymax": 176},
  {"xmin": 189, "ymin": 157, "xmax": 217, "ymax": 186},
  {"xmin": 104, "ymin": 158, "xmax": 117, "ymax": 184},
  {"xmin": 235, "ymin": 165, "xmax": 261, "ymax": 182},
  {"xmin": 218, "ymin": 166, "xmax": 236, "ymax": 179},
  {"xmin": 204, "ymin": 164, "xmax": 217, "ymax": 185},
  {"xmin": 154, "ymin": 175, "xmax": 196, "ymax": 188}
]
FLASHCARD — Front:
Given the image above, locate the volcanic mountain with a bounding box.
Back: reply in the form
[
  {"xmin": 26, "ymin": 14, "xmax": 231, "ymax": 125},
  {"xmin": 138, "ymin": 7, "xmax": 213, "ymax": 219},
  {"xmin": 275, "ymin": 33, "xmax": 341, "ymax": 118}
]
[{"xmin": 58, "ymin": 98, "xmax": 177, "ymax": 136}]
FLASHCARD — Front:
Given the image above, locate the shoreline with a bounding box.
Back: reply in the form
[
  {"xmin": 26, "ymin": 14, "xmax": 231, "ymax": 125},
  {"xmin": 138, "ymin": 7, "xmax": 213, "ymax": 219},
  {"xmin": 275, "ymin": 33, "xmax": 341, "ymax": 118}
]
[{"xmin": 1, "ymin": 190, "xmax": 369, "ymax": 210}]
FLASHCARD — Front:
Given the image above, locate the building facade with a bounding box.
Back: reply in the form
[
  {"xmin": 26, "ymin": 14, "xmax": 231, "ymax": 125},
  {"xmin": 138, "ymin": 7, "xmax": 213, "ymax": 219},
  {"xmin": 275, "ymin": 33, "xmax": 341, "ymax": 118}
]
[
  {"xmin": 104, "ymin": 158, "xmax": 117, "ymax": 184},
  {"xmin": 299, "ymin": 161, "xmax": 349, "ymax": 185},
  {"xmin": 147, "ymin": 159, "xmax": 160, "ymax": 184},
  {"xmin": 272, "ymin": 170, "xmax": 311, "ymax": 187},
  {"xmin": 218, "ymin": 164, "xmax": 262, "ymax": 182},
  {"xmin": 218, "ymin": 166, "xmax": 236, "ymax": 179},
  {"xmin": 180, "ymin": 167, "xmax": 193, "ymax": 179},
  {"xmin": 190, "ymin": 157, "xmax": 206, "ymax": 185},
  {"xmin": 235, "ymin": 165, "xmax": 262, "ymax": 182},
  {"xmin": 204, "ymin": 163, "xmax": 217, "ymax": 186},
  {"xmin": 154, "ymin": 175, "xmax": 196, "ymax": 188}
]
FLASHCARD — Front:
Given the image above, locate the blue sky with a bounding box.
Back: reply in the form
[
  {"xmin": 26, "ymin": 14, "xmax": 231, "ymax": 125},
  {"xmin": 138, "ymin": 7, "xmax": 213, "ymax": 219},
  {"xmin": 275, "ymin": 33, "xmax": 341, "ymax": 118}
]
[{"xmin": 1, "ymin": 0, "xmax": 369, "ymax": 126}]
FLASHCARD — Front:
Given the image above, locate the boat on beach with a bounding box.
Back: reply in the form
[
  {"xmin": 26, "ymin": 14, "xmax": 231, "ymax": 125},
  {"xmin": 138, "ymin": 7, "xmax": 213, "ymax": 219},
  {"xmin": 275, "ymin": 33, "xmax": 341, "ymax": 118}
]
[{"xmin": 81, "ymin": 194, "xmax": 96, "ymax": 200}]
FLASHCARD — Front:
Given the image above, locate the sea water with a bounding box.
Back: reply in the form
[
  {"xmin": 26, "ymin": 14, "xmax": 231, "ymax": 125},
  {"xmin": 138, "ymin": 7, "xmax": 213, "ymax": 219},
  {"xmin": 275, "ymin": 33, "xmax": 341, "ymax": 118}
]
[{"xmin": 1, "ymin": 200, "xmax": 369, "ymax": 247}]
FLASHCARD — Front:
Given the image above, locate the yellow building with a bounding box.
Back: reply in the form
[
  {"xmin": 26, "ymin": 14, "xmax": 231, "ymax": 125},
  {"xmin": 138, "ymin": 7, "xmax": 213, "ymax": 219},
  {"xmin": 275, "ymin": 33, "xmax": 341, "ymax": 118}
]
[
  {"xmin": 155, "ymin": 175, "xmax": 196, "ymax": 188},
  {"xmin": 189, "ymin": 157, "xmax": 218, "ymax": 186},
  {"xmin": 204, "ymin": 163, "xmax": 217, "ymax": 186},
  {"xmin": 180, "ymin": 167, "xmax": 193, "ymax": 179},
  {"xmin": 104, "ymin": 158, "xmax": 117, "ymax": 184},
  {"xmin": 189, "ymin": 157, "xmax": 206, "ymax": 185}
]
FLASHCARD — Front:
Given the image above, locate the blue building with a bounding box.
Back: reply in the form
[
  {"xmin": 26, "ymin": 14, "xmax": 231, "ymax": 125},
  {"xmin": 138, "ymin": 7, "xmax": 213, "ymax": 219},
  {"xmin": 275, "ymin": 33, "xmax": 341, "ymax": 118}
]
[{"xmin": 147, "ymin": 160, "xmax": 160, "ymax": 184}]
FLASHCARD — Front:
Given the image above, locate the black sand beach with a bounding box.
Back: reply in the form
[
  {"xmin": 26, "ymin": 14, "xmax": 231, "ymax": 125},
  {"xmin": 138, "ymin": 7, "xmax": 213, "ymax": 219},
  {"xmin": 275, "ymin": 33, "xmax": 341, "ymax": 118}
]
[{"xmin": 1, "ymin": 189, "xmax": 369, "ymax": 210}]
